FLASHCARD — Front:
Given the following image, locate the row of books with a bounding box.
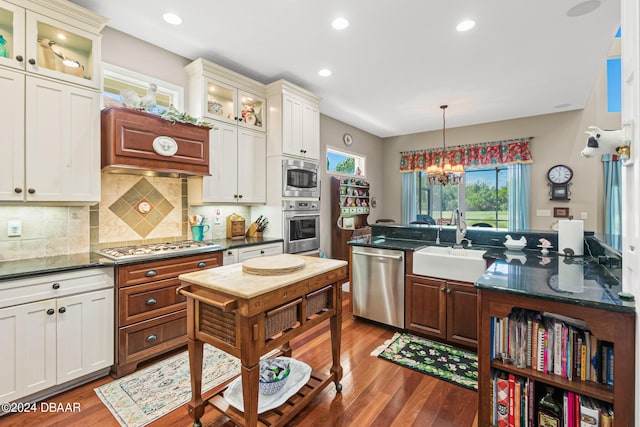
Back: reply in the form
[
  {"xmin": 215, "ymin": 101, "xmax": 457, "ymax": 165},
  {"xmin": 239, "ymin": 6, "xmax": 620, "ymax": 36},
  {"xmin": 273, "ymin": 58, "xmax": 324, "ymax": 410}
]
[
  {"xmin": 490, "ymin": 309, "xmax": 614, "ymax": 386},
  {"xmin": 490, "ymin": 369, "xmax": 614, "ymax": 427}
]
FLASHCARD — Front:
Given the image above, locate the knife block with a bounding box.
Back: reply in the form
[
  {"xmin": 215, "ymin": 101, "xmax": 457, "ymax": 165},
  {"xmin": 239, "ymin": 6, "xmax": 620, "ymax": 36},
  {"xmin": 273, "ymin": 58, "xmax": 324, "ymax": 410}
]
[
  {"xmin": 245, "ymin": 223, "xmax": 263, "ymax": 238},
  {"xmin": 227, "ymin": 217, "xmax": 245, "ymax": 239}
]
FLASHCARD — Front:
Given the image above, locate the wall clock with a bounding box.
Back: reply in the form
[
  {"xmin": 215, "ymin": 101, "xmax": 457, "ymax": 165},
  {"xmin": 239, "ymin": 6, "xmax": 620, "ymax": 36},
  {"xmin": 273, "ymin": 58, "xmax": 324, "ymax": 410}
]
[
  {"xmin": 343, "ymin": 133, "xmax": 353, "ymax": 146},
  {"xmin": 547, "ymin": 164, "xmax": 573, "ymax": 200}
]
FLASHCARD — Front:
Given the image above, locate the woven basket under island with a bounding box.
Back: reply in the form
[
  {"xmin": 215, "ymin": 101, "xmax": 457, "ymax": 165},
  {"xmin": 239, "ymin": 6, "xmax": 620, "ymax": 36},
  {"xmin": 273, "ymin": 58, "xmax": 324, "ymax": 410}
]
[{"xmin": 178, "ymin": 254, "xmax": 347, "ymax": 427}]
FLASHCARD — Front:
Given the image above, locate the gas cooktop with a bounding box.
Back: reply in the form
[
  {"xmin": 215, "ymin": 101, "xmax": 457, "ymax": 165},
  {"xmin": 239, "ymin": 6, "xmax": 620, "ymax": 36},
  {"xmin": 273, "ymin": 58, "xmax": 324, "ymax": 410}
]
[{"xmin": 97, "ymin": 240, "xmax": 221, "ymax": 261}]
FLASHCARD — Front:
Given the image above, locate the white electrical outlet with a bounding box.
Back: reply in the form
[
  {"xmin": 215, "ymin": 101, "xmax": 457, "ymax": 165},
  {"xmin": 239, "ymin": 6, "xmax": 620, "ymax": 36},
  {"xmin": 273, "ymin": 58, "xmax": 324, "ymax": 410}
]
[
  {"xmin": 8, "ymin": 219, "xmax": 21, "ymax": 237},
  {"xmin": 581, "ymin": 211, "xmax": 588, "ymax": 220}
]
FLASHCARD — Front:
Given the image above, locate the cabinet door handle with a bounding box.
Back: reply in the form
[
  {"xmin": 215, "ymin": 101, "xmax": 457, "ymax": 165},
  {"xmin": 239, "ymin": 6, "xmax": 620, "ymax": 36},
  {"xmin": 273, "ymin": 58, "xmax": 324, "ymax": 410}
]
[
  {"xmin": 145, "ymin": 269, "xmax": 157, "ymax": 277},
  {"xmin": 227, "ymin": 251, "xmax": 233, "ymax": 255},
  {"xmin": 27, "ymin": 188, "xmax": 35, "ymax": 194},
  {"xmin": 145, "ymin": 334, "xmax": 158, "ymax": 342},
  {"xmin": 145, "ymin": 298, "xmax": 157, "ymax": 305},
  {"xmin": 446, "ymin": 288, "xmax": 452, "ymax": 294},
  {"xmin": 197, "ymin": 262, "xmax": 207, "ymax": 268},
  {"xmin": 14, "ymin": 187, "xmax": 22, "ymax": 194},
  {"xmin": 260, "ymin": 250, "xmax": 265, "ymax": 254},
  {"xmin": 28, "ymin": 58, "xmax": 36, "ymax": 65},
  {"xmin": 16, "ymin": 55, "xmax": 23, "ymax": 62},
  {"xmin": 441, "ymin": 287, "xmax": 446, "ymax": 292},
  {"xmin": 47, "ymin": 308, "xmax": 55, "ymax": 315},
  {"xmin": 238, "ymin": 194, "xmax": 243, "ymax": 199},
  {"xmin": 52, "ymin": 283, "xmax": 60, "ymax": 290},
  {"xmin": 58, "ymin": 307, "xmax": 66, "ymax": 314}
]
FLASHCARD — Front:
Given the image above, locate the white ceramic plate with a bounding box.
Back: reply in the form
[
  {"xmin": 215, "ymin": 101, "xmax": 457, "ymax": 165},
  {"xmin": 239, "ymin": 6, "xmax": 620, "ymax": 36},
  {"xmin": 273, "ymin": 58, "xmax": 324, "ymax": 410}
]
[{"xmin": 223, "ymin": 357, "xmax": 311, "ymax": 414}]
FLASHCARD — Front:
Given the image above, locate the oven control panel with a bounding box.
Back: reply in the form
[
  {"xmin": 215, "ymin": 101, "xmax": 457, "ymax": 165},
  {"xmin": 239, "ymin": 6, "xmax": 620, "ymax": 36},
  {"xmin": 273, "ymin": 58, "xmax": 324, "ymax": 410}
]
[{"xmin": 283, "ymin": 200, "xmax": 319, "ymax": 211}]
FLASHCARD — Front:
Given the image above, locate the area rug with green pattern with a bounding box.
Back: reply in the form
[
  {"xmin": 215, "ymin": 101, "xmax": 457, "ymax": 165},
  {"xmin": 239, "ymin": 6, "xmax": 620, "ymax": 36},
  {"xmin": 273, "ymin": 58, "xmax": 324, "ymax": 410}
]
[{"xmin": 373, "ymin": 332, "xmax": 478, "ymax": 391}]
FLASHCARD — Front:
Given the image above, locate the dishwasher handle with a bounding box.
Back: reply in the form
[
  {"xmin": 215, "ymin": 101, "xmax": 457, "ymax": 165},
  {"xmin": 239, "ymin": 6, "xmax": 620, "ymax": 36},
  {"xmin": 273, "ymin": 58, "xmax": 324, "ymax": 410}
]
[{"xmin": 352, "ymin": 251, "xmax": 403, "ymax": 261}]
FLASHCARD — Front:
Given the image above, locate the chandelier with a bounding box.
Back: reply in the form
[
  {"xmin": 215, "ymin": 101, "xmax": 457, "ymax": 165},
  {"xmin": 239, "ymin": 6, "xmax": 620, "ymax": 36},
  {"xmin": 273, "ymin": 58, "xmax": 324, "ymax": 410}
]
[{"xmin": 426, "ymin": 105, "xmax": 464, "ymax": 185}]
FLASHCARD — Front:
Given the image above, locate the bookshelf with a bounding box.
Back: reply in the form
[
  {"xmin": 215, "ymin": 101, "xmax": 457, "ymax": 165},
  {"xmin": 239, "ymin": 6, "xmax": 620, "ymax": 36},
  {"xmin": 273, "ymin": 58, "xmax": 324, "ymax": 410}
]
[
  {"xmin": 477, "ymin": 288, "xmax": 635, "ymax": 426},
  {"xmin": 330, "ymin": 176, "xmax": 370, "ymax": 263}
]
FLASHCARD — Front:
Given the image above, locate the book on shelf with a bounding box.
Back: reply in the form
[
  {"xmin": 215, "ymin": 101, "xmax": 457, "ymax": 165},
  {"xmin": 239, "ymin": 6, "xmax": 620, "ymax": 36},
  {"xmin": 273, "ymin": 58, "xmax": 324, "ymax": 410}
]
[
  {"xmin": 496, "ymin": 370, "xmax": 509, "ymax": 427},
  {"xmin": 490, "ymin": 310, "xmax": 614, "ymax": 387},
  {"xmin": 579, "ymin": 395, "xmax": 599, "ymax": 427}
]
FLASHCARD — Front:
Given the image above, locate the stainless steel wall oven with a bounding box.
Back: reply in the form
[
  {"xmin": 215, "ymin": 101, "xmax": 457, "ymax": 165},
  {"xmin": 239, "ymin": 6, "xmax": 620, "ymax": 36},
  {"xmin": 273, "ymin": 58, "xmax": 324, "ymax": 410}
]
[{"xmin": 283, "ymin": 200, "xmax": 320, "ymax": 253}]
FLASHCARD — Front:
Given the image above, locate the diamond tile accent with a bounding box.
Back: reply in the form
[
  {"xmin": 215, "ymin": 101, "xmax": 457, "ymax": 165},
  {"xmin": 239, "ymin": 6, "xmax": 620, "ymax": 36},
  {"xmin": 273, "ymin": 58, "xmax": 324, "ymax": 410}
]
[{"xmin": 109, "ymin": 178, "xmax": 175, "ymax": 238}]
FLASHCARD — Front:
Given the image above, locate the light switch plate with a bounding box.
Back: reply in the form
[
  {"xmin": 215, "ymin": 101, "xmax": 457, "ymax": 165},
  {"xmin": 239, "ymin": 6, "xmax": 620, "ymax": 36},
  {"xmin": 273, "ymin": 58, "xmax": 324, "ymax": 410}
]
[
  {"xmin": 8, "ymin": 219, "xmax": 21, "ymax": 237},
  {"xmin": 536, "ymin": 209, "xmax": 551, "ymax": 217}
]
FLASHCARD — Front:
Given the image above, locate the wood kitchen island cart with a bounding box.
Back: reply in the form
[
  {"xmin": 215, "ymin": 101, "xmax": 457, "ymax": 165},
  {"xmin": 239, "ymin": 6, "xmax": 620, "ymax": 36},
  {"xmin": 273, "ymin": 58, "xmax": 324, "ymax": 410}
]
[{"xmin": 178, "ymin": 254, "xmax": 348, "ymax": 427}]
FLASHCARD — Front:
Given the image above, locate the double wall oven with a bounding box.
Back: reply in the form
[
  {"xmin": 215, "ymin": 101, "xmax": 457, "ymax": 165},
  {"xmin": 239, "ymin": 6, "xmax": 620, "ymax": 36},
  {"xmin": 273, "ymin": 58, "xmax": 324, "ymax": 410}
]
[{"xmin": 283, "ymin": 200, "xmax": 320, "ymax": 254}]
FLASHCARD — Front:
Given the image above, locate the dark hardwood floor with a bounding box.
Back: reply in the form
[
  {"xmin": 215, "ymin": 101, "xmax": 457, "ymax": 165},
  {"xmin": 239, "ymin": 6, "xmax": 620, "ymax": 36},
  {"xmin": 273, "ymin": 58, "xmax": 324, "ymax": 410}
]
[{"xmin": 2, "ymin": 294, "xmax": 478, "ymax": 427}]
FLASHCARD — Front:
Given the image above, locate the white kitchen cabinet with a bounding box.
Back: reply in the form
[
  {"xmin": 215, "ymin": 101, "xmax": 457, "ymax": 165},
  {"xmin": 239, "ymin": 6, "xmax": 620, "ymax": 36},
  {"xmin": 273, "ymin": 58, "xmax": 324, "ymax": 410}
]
[
  {"xmin": 188, "ymin": 122, "xmax": 266, "ymax": 204},
  {"xmin": 222, "ymin": 242, "xmax": 283, "ymax": 265},
  {"xmin": 185, "ymin": 58, "xmax": 267, "ymax": 132},
  {"xmin": 0, "ymin": 71, "xmax": 100, "ymax": 202},
  {"xmin": 0, "ymin": 0, "xmax": 105, "ymax": 89},
  {"xmin": 0, "ymin": 268, "xmax": 114, "ymax": 403},
  {"xmin": 267, "ymin": 80, "xmax": 321, "ymax": 160},
  {"xmin": 0, "ymin": 0, "xmax": 104, "ymax": 203},
  {"xmin": 237, "ymin": 242, "xmax": 283, "ymax": 263}
]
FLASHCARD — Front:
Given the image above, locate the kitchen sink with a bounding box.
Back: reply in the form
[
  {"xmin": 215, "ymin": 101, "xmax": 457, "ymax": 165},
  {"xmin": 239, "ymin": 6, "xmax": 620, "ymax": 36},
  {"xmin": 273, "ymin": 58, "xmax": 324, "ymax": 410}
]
[{"xmin": 413, "ymin": 246, "xmax": 487, "ymax": 283}]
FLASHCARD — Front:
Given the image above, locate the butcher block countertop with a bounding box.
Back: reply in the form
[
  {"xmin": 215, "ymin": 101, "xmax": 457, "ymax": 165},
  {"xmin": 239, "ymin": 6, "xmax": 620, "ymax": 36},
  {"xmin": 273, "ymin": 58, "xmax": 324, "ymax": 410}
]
[{"xmin": 178, "ymin": 254, "xmax": 347, "ymax": 299}]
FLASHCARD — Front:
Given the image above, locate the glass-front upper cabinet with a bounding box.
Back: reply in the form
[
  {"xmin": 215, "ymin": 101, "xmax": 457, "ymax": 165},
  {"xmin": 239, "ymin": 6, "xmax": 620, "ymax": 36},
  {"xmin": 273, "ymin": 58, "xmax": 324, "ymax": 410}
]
[
  {"xmin": 25, "ymin": 11, "xmax": 101, "ymax": 89},
  {"xmin": 204, "ymin": 77, "xmax": 266, "ymax": 131},
  {"xmin": 0, "ymin": 0, "xmax": 25, "ymax": 70}
]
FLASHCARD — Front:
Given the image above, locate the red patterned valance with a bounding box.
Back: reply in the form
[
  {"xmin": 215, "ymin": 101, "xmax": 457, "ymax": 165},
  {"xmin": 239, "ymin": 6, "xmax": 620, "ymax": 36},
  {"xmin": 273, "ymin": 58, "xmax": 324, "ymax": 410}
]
[{"xmin": 400, "ymin": 137, "xmax": 533, "ymax": 173}]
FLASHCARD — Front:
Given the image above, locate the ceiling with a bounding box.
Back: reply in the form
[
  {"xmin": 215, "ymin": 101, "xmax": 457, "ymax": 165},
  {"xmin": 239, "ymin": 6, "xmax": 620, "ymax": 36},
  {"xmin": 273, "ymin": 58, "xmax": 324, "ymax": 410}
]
[{"xmin": 70, "ymin": 0, "xmax": 620, "ymax": 138}]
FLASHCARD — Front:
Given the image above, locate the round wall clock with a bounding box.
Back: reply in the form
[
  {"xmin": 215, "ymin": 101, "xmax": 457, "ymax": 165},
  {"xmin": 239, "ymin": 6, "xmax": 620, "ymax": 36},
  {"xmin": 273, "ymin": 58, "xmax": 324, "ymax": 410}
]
[
  {"xmin": 343, "ymin": 133, "xmax": 353, "ymax": 146},
  {"xmin": 547, "ymin": 164, "xmax": 573, "ymax": 200}
]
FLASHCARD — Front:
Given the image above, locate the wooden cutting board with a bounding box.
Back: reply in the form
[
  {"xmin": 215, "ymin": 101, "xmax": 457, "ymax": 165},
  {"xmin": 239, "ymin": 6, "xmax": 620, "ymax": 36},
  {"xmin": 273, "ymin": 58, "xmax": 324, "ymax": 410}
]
[{"xmin": 242, "ymin": 254, "xmax": 306, "ymax": 276}]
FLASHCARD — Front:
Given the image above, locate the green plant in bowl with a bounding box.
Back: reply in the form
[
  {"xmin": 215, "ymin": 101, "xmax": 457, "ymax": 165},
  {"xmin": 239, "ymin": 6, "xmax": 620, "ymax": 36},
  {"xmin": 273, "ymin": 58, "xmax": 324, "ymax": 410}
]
[{"xmin": 259, "ymin": 358, "xmax": 291, "ymax": 395}]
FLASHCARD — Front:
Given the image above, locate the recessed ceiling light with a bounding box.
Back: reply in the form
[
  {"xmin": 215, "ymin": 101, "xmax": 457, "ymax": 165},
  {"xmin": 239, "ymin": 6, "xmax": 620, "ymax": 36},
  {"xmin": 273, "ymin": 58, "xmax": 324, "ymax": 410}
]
[
  {"xmin": 456, "ymin": 20, "xmax": 476, "ymax": 32},
  {"xmin": 318, "ymin": 69, "xmax": 332, "ymax": 77},
  {"xmin": 162, "ymin": 12, "xmax": 182, "ymax": 25},
  {"xmin": 566, "ymin": 0, "xmax": 601, "ymax": 17},
  {"xmin": 332, "ymin": 17, "xmax": 349, "ymax": 30},
  {"xmin": 57, "ymin": 33, "xmax": 67, "ymax": 40}
]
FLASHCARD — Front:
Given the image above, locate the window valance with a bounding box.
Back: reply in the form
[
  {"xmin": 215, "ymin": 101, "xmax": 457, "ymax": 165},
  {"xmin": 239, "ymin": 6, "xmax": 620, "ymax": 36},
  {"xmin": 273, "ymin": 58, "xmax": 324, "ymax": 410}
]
[{"xmin": 400, "ymin": 137, "xmax": 533, "ymax": 173}]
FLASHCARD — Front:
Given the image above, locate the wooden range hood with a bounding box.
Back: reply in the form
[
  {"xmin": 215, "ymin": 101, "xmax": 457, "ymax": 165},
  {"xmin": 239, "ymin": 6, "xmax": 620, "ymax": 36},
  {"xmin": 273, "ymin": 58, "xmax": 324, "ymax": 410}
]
[{"xmin": 101, "ymin": 107, "xmax": 210, "ymax": 177}]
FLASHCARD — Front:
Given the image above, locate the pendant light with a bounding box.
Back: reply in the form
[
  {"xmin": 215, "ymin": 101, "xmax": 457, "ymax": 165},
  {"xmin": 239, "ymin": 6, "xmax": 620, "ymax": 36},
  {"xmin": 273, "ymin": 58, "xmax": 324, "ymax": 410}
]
[{"xmin": 426, "ymin": 105, "xmax": 464, "ymax": 185}]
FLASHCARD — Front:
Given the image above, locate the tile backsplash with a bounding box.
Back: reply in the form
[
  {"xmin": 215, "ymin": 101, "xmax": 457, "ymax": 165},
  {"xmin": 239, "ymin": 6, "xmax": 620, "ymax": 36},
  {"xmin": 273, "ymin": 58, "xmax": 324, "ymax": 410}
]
[
  {"xmin": 0, "ymin": 174, "xmax": 255, "ymax": 261},
  {"xmin": 0, "ymin": 206, "xmax": 90, "ymax": 261}
]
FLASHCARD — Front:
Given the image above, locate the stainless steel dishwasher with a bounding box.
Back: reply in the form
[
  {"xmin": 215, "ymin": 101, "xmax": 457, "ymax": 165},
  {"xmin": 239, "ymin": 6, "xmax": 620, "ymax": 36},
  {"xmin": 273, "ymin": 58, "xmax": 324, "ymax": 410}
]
[{"xmin": 351, "ymin": 246, "xmax": 405, "ymax": 328}]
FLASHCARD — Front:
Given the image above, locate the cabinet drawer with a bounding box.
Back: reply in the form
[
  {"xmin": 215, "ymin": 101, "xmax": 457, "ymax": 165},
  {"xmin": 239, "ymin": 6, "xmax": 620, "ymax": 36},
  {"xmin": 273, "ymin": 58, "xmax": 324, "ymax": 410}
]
[
  {"xmin": 118, "ymin": 253, "xmax": 221, "ymax": 287},
  {"xmin": 0, "ymin": 268, "xmax": 114, "ymax": 309},
  {"xmin": 118, "ymin": 310, "xmax": 187, "ymax": 365},
  {"xmin": 119, "ymin": 278, "xmax": 186, "ymax": 325}
]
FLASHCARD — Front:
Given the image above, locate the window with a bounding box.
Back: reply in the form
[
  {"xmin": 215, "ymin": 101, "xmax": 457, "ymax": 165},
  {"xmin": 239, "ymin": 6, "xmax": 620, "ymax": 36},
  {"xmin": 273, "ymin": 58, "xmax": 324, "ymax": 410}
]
[
  {"xmin": 607, "ymin": 58, "xmax": 621, "ymax": 113},
  {"xmin": 326, "ymin": 146, "xmax": 366, "ymax": 177},
  {"xmin": 102, "ymin": 63, "xmax": 184, "ymax": 113},
  {"xmin": 417, "ymin": 166, "xmax": 509, "ymax": 228}
]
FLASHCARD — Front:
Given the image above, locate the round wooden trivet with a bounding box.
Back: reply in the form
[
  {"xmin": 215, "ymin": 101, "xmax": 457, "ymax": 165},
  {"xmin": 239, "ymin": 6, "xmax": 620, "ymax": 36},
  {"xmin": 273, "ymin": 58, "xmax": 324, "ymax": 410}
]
[{"xmin": 242, "ymin": 254, "xmax": 306, "ymax": 275}]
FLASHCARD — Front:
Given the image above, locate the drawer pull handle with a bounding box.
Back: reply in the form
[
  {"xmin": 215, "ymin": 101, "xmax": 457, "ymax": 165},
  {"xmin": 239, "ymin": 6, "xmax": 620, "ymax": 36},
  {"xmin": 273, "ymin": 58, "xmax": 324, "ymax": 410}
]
[
  {"xmin": 52, "ymin": 283, "xmax": 60, "ymax": 290},
  {"xmin": 145, "ymin": 297, "xmax": 158, "ymax": 305},
  {"xmin": 47, "ymin": 308, "xmax": 55, "ymax": 315},
  {"xmin": 197, "ymin": 262, "xmax": 207, "ymax": 268},
  {"xmin": 58, "ymin": 307, "xmax": 66, "ymax": 314},
  {"xmin": 145, "ymin": 270, "xmax": 157, "ymax": 277},
  {"xmin": 146, "ymin": 334, "xmax": 158, "ymax": 342}
]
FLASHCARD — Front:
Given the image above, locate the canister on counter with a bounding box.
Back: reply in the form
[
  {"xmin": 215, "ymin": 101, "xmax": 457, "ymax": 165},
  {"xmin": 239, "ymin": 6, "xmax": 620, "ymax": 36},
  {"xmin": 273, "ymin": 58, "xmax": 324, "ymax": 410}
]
[{"xmin": 227, "ymin": 213, "xmax": 245, "ymax": 239}]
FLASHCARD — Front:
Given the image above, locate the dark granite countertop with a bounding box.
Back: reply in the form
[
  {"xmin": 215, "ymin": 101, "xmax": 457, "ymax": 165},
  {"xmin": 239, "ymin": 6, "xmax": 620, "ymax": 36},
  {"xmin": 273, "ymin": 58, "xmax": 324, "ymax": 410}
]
[
  {"xmin": 0, "ymin": 237, "xmax": 284, "ymax": 281},
  {"xmin": 476, "ymin": 255, "xmax": 634, "ymax": 313},
  {"xmin": 349, "ymin": 228, "xmax": 632, "ymax": 314}
]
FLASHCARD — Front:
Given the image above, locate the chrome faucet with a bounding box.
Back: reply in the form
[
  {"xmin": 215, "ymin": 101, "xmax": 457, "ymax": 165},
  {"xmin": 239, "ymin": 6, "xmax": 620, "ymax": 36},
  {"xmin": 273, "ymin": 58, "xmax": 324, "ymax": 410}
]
[
  {"xmin": 436, "ymin": 226, "xmax": 442, "ymax": 244},
  {"xmin": 451, "ymin": 208, "xmax": 467, "ymax": 247}
]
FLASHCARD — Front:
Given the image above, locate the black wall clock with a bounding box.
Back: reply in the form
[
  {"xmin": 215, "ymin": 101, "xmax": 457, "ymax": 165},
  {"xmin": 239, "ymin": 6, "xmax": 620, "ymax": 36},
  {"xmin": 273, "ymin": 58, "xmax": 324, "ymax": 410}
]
[{"xmin": 547, "ymin": 164, "xmax": 573, "ymax": 200}]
